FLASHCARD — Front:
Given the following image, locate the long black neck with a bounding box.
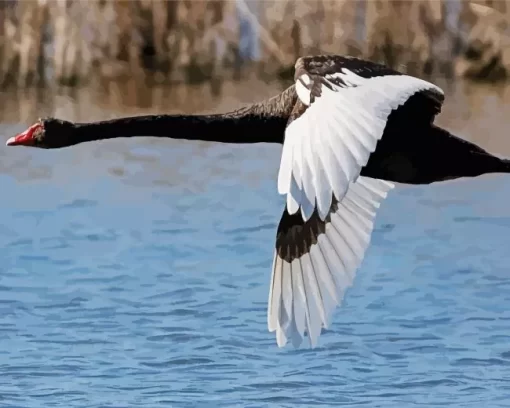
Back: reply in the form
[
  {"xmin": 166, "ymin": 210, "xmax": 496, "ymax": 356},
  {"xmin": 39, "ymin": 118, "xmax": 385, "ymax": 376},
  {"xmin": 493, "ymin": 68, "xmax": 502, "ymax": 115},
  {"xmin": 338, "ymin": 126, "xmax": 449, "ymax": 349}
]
[{"xmin": 55, "ymin": 86, "xmax": 297, "ymax": 147}]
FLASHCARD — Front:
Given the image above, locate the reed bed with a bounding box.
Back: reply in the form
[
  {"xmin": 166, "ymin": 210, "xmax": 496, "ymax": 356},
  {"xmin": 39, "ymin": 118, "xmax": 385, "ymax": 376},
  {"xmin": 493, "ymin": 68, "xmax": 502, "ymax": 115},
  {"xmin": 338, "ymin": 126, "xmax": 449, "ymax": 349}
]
[{"xmin": 0, "ymin": 0, "xmax": 509, "ymax": 89}]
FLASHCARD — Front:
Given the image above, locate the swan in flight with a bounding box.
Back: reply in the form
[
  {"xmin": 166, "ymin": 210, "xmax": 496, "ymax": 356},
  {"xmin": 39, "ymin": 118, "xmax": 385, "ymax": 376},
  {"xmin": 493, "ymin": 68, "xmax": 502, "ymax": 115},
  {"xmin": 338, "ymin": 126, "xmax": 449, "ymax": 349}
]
[{"xmin": 7, "ymin": 55, "xmax": 510, "ymax": 348}]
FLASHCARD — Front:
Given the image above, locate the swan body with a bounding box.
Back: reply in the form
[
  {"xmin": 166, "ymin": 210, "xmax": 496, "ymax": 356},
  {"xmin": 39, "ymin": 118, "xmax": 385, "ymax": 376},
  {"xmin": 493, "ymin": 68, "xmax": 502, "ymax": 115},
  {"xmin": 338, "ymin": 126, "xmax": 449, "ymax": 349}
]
[{"xmin": 7, "ymin": 55, "xmax": 510, "ymax": 348}]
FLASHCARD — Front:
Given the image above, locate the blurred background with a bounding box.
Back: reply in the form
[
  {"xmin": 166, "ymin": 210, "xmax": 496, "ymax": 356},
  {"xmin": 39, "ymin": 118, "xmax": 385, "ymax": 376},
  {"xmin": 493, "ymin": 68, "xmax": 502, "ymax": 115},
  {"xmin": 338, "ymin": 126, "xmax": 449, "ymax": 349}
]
[
  {"xmin": 0, "ymin": 0, "xmax": 510, "ymax": 114},
  {"xmin": 2, "ymin": 0, "xmax": 510, "ymax": 87},
  {"xmin": 4, "ymin": 1, "xmax": 510, "ymax": 407}
]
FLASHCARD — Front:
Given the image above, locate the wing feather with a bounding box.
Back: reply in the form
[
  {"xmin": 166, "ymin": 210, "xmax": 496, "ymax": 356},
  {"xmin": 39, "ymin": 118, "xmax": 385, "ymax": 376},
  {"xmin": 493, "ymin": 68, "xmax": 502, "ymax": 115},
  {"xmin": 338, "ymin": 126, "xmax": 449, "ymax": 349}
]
[
  {"xmin": 269, "ymin": 176, "xmax": 394, "ymax": 348},
  {"xmin": 279, "ymin": 56, "xmax": 444, "ymax": 222}
]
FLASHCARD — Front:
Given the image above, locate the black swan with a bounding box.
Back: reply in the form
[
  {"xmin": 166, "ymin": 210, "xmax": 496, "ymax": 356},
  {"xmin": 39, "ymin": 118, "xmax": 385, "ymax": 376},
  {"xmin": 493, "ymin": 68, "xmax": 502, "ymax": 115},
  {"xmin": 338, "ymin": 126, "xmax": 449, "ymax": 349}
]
[{"xmin": 7, "ymin": 55, "xmax": 510, "ymax": 348}]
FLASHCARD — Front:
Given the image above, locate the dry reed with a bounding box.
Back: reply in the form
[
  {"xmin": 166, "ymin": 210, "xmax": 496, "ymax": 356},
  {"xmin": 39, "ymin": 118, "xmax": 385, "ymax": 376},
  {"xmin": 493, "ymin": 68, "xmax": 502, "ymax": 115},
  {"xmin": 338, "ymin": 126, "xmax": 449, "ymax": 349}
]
[{"xmin": 0, "ymin": 0, "xmax": 508, "ymax": 89}]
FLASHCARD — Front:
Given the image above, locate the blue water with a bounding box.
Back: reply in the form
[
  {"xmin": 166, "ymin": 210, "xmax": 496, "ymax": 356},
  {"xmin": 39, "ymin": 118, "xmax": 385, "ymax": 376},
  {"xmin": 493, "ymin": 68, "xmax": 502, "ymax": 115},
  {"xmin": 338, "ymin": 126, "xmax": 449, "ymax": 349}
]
[{"xmin": 2, "ymin": 133, "xmax": 510, "ymax": 407}]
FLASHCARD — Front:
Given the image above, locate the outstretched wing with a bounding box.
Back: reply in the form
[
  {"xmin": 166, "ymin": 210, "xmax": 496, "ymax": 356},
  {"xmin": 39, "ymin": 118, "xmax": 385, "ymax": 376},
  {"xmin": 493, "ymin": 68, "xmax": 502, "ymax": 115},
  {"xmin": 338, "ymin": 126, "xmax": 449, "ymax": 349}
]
[
  {"xmin": 277, "ymin": 55, "xmax": 444, "ymax": 222},
  {"xmin": 268, "ymin": 176, "xmax": 394, "ymax": 348}
]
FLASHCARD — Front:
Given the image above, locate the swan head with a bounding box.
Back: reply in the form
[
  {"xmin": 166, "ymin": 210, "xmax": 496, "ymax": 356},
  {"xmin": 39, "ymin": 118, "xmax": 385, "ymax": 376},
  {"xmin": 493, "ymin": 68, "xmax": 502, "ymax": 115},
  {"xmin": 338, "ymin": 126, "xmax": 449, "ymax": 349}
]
[{"xmin": 6, "ymin": 118, "xmax": 74, "ymax": 149}]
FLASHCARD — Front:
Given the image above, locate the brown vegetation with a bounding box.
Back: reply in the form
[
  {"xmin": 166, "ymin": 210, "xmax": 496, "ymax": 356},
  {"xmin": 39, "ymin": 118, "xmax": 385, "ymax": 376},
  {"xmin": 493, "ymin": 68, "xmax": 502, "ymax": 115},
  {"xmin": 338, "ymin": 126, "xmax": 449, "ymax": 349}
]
[{"xmin": 0, "ymin": 0, "xmax": 508, "ymax": 89}]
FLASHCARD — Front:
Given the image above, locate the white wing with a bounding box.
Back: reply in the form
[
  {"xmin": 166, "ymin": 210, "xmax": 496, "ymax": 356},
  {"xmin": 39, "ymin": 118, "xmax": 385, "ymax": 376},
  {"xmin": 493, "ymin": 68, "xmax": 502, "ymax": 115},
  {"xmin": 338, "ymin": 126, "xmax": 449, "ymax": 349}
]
[
  {"xmin": 278, "ymin": 68, "xmax": 443, "ymax": 222},
  {"xmin": 269, "ymin": 176, "xmax": 394, "ymax": 348}
]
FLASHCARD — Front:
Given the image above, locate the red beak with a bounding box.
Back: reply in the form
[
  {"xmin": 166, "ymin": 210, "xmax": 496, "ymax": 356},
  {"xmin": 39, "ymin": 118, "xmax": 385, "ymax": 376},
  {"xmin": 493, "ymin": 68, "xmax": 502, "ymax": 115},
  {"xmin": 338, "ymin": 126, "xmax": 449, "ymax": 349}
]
[{"xmin": 6, "ymin": 123, "xmax": 42, "ymax": 146}]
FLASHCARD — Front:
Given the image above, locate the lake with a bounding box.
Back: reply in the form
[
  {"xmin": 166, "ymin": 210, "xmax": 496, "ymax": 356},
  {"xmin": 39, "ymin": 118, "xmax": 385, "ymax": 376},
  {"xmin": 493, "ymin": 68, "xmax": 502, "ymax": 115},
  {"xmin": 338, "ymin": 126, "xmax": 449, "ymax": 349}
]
[{"xmin": 1, "ymin": 77, "xmax": 510, "ymax": 407}]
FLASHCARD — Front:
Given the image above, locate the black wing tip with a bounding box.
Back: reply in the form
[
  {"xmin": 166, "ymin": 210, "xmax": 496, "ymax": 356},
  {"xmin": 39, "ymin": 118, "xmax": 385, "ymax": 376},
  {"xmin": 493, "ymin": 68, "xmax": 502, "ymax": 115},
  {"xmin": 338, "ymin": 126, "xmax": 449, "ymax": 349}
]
[
  {"xmin": 275, "ymin": 199, "xmax": 338, "ymax": 263},
  {"xmin": 295, "ymin": 55, "xmax": 356, "ymax": 79},
  {"xmin": 423, "ymin": 87, "xmax": 446, "ymax": 103},
  {"xmin": 296, "ymin": 54, "xmax": 359, "ymax": 64},
  {"xmin": 294, "ymin": 54, "xmax": 405, "ymax": 80}
]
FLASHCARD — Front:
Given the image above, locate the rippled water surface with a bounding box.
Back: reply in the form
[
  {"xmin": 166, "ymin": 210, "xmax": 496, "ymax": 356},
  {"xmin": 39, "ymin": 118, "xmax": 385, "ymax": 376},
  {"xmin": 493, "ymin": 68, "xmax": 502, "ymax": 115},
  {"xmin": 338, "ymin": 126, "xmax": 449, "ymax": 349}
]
[{"xmin": 2, "ymin": 79, "xmax": 510, "ymax": 407}]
